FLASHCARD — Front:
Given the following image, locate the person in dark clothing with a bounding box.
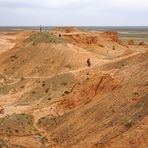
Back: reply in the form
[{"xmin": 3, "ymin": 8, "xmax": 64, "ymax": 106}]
[
  {"xmin": 87, "ymin": 58, "xmax": 91, "ymax": 67},
  {"xmin": 40, "ymin": 25, "xmax": 42, "ymax": 32},
  {"xmin": 59, "ymin": 34, "xmax": 62, "ymax": 37}
]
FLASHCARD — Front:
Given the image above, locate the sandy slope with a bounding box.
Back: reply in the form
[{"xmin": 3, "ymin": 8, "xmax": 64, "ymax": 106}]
[
  {"xmin": 0, "ymin": 31, "xmax": 32, "ymax": 54},
  {"xmin": 0, "ymin": 28, "xmax": 147, "ymax": 148}
]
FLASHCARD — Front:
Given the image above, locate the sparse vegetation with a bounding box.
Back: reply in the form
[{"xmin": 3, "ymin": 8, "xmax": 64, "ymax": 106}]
[
  {"xmin": 48, "ymin": 97, "xmax": 52, "ymax": 101},
  {"xmin": 134, "ymin": 92, "xmax": 139, "ymax": 96},
  {"xmin": 0, "ymin": 139, "xmax": 10, "ymax": 148},
  {"xmin": 86, "ymin": 77, "xmax": 90, "ymax": 81},
  {"xmin": 0, "ymin": 107, "xmax": 4, "ymax": 114},
  {"xmin": 32, "ymin": 91, "xmax": 36, "ymax": 94},
  {"xmin": 0, "ymin": 27, "xmax": 147, "ymax": 148},
  {"xmin": 0, "ymin": 113, "xmax": 37, "ymax": 136},
  {"xmin": 20, "ymin": 77, "xmax": 25, "ymax": 81},
  {"xmin": 25, "ymin": 32, "xmax": 69, "ymax": 44},
  {"xmin": 61, "ymin": 82, "xmax": 67, "ymax": 86},
  {"xmin": 42, "ymin": 81, "xmax": 46, "ymax": 87},
  {"xmin": 21, "ymin": 85, "xmax": 25, "ymax": 89},
  {"xmin": 42, "ymin": 83, "xmax": 46, "ymax": 87},
  {"xmin": 10, "ymin": 55, "xmax": 18, "ymax": 59},
  {"xmin": 64, "ymin": 65, "xmax": 72, "ymax": 69},
  {"xmin": 124, "ymin": 120, "xmax": 134, "ymax": 129},
  {"xmin": 45, "ymin": 88, "xmax": 50, "ymax": 93},
  {"xmin": 64, "ymin": 91, "xmax": 70, "ymax": 94}
]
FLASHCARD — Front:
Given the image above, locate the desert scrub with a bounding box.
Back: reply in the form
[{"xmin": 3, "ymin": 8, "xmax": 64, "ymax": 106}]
[
  {"xmin": 24, "ymin": 32, "xmax": 69, "ymax": 44},
  {"xmin": 64, "ymin": 65, "xmax": 72, "ymax": 69},
  {"xmin": 61, "ymin": 82, "xmax": 67, "ymax": 86},
  {"xmin": 35, "ymin": 133, "xmax": 49, "ymax": 145},
  {"xmin": 10, "ymin": 55, "xmax": 18, "ymax": 59},
  {"xmin": 45, "ymin": 88, "xmax": 50, "ymax": 93},
  {"xmin": 124, "ymin": 120, "xmax": 134, "ymax": 129},
  {"xmin": 0, "ymin": 113, "xmax": 37, "ymax": 136},
  {"xmin": 86, "ymin": 77, "xmax": 90, "ymax": 81},
  {"xmin": 64, "ymin": 91, "xmax": 70, "ymax": 94},
  {"xmin": 15, "ymin": 113, "xmax": 33, "ymax": 124},
  {"xmin": 0, "ymin": 139, "xmax": 10, "ymax": 148},
  {"xmin": 37, "ymin": 114, "xmax": 67, "ymax": 129}
]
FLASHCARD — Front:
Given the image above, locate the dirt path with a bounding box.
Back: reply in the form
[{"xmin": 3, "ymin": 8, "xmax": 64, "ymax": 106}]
[{"xmin": 33, "ymin": 115, "xmax": 57, "ymax": 148}]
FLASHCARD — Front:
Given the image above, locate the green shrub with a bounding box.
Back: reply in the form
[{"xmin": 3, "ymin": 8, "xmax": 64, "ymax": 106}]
[{"xmin": 124, "ymin": 121, "xmax": 133, "ymax": 129}]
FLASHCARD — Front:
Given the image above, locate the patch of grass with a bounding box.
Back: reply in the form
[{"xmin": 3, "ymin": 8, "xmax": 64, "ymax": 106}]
[
  {"xmin": 21, "ymin": 85, "xmax": 25, "ymax": 89},
  {"xmin": 25, "ymin": 32, "xmax": 69, "ymax": 44},
  {"xmin": 61, "ymin": 82, "xmax": 67, "ymax": 86},
  {"xmin": 86, "ymin": 77, "xmax": 90, "ymax": 81},
  {"xmin": 35, "ymin": 133, "xmax": 49, "ymax": 145},
  {"xmin": 134, "ymin": 92, "xmax": 139, "ymax": 96},
  {"xmin": 0, "ymin": 139, "xmax": 9, "ymax": 148},
  {"xmin": 0, "ymin": 108, "xmax": 4, "ymax": 114},
  {"xmin": 119, "ymin": 33, "xmax": 148, "ymax": 43},
  {"xmin": 32, "ymin": 91, "xmax": 36, "ymax": 94},
  {"xmin": 64, "ymin": 91, "xmax": 70, "ymax": 94},
  {"xmin": 45, "ymin": 88, "xmax": 50, "ymax": 93},
  {"xmin": 42, "ymin": 81, "xmax": 46, "ymax": 87},
  {"xmin": 124, "ymin": 120, "xmax": 134, "ymax": 129},
  {"xmin": 32, "ymin": 42, "xmax": 35, "ymax": 46},
  {"xmin": 64, "ymin": 65, "xmax": 72, "ymax": 69},
  {"xmin": 37, "ymin": 113, "xmax": 70, "ymax": 132},
  {"xmin": 42, "ymin": 83, "xmax": 46, "ymax": 87},
  {"xmin": 0, "ymin": 113, "xmax": 37, "ymax": 136},
  {"xmin": 20, "ymin": 77, "xmax": 25, "ymax": 81},
  {"xmin": 48, "ymin": 97, "xmax": 52, "ymax": 101},
  {"xmin": 10, "ymin": 55, "xmax": 18, "ymax": 59}
]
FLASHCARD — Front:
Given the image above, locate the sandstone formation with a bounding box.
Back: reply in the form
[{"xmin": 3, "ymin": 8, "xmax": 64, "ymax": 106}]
[{"xmin": 0, "ymin": 28, "xmax": 147, "ymax": 148}]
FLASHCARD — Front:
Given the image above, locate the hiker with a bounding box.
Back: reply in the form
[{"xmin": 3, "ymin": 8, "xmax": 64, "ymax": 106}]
[
  {"xmin": 59, "ymin": 34, "xmax": 62, "ymax": 37},
  {"xmin": 87, "ymin": 58, "xmax": 91, "ymax": 67},
  {"xmin": 40, "ymin": 25, "xmax": 42, "ymax": 32}
]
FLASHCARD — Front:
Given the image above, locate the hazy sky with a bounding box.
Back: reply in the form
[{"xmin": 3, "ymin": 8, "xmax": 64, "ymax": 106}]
[{"xmin": 0, "ymin": 0, "xmax": 148, "ymax": 26}]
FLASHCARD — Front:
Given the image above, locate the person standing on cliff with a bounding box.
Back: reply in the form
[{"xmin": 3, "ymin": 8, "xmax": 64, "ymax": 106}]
[{"xmin": 40, "ymin": 25, "xmax": 42, "ymax": 32}]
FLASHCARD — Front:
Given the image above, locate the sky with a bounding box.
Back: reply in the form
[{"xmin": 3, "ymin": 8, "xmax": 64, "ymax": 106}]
[{"xmin": 0, "ymin": 0, "xmax": 148, "ymax": 26}]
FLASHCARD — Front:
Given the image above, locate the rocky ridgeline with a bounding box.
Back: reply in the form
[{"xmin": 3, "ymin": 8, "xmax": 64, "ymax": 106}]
[
  {"xmin": 128, "ymin": 40, "xmax": 146, "ymax": 46},
  {"xmin": 103, "ymin": 32, "xmax": 122, "ymax": 44},
  {"xmin": 24, "ymin": 32, "xmax": 69, "ymax": 44}
]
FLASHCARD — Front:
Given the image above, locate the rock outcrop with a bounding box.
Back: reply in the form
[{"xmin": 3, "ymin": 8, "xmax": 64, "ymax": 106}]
[
  {"xmin": 139, "ymin": 41, "xmax": 145, "ymax": 46},
  {"xmin": 128, "ymin": 40, "xmax": 135, "ymax": 45},
  {"xmin": 103, "ymin": 32, "xmax": 122, "ymax": 44}
]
